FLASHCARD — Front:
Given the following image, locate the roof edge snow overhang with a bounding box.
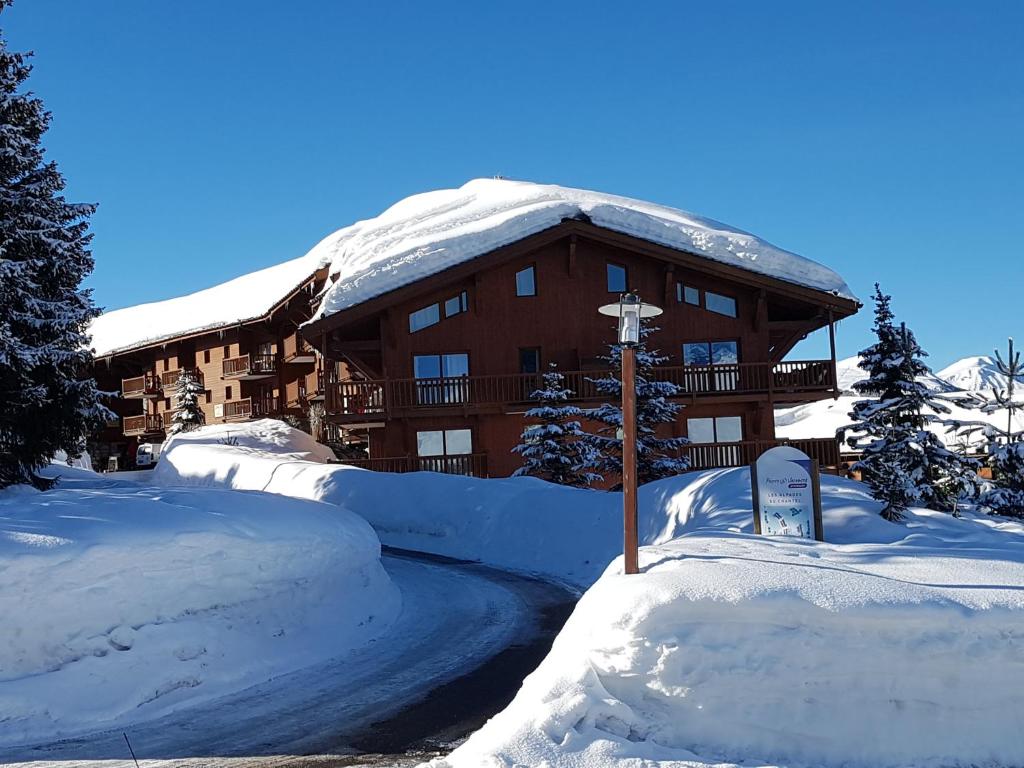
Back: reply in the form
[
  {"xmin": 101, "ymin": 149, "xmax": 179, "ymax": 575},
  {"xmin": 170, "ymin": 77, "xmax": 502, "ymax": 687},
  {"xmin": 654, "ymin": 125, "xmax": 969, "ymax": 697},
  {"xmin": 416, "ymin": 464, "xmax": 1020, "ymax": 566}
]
[
  {"xmin": 302, "ymin": 219, "xmax": 860, "ymax": 342},
  {"xmin": 94, "ymin": 266, "xmax": 328, "ymax": 362}
]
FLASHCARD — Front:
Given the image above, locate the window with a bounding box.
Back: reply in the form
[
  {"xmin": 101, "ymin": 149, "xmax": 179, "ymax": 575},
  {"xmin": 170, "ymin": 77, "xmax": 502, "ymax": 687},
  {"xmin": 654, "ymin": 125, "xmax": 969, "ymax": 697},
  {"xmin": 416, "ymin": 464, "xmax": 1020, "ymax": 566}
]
[
  {"xmin": 225, "ymin": 385, "xmax": 233, "ymax": 400},
  {"xmin": 223, "ymin": 345, "xmax": 230, "ymax": 359},
  {"xmin": 682, "ymin": 341, "xmax": 739, "ymax": 391},
  {"xmin": 516, "ymin": 266, "xmax": 536, "ymax": 297},
  {"xmin": 414, "ymin": 353, "xmax": 469, "ymax": 404},
  {"xmin": 417, "ymin": 429, "xmax": 474, "ymax": 473},
  {"xmin": 409, "ymin": 303, "xmax": 441, "ymax": 332},
  {"xmin": 676, "ymin": 283, "xmax": 700, "ymax": 306},
  {"xmin": 607, "ymin": 263, "xmax": 627, "ymax": 293},
  {"xmin": 164, "ymin": 398, "xmax": 171, "ymax": 410},
  {"xmin": 205, "ymin": 391, "xmax": 212, "ymax": 404},
  {"xmin": 687, "ymin": 416, "xmax": 743, "ymax": 443},
  {"xmin": 203, "ymin": 349, "xmax": 211, "ymax": 364},
  {"xmin": 705, "ymin": 291, "xmax": 737, "ymax": 318},
  {"xmin": 445, "ymin": 291, "xmax": 469, "ymax": 318},
  {"xmin": 519, "ymin": 347, "xmax": 540, "ymax": 374}
]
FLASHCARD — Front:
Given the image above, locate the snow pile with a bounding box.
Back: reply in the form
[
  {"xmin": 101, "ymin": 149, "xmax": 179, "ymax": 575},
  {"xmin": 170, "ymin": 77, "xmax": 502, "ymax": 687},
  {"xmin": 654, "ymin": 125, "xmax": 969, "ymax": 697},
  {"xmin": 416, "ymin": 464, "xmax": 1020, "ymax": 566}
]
[
  {"xmin": 0, "ymin": 464, "xmax": 398, "ymax": 744},
  {"xmin": 435, "ymin": 469, "xmax": 1024, "ymax": 768},
  {"xmin": 88, "ymin": 252, "xmax": 324, "ymax": 356},
  {"xmin": 938, "ymin": 354, "xmax": 1008, "ymax": 393},
  {"xmin": 309, "ymin": 178, "xmax": 855, "ymax": 320},
  {"xmin": 161, "ymin": 418, "xmax": 336, "ymax": 463}
]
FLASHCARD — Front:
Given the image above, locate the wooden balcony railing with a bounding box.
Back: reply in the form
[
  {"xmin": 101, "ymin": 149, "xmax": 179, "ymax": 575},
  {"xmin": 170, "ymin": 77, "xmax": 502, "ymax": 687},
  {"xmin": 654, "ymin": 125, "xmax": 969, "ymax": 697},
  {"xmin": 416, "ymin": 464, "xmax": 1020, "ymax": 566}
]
[
  {"xmin": 160, "ymin": 368, "xmax": 205, "ymax": 389},
  {"xmin": 283, "ymin": 334, "xmax": 317, "ymax": 363},
  {"xmin": 324, "ymin": 360, "xmax": 837, "ymax": 421},
  {"xmin": 122, "ymin": 374, "xmax": 161, "ymax": 398},
  {"xmin": 335, "ymin": 453, "xmax": 488, "ymax": 477},
  {"xmin": 681, "ymin": 437, "xmax": 841, "ymax": 471},
  {"xmin": 223, "ymin": 396, "xmax": 279, "ymax": 420},
  {"xmin": 123, "ymin": 413, "xmax": 164, "ymax": 436},
  {"xmin": 223, "ymin": 353, "xmax": 276, "ymax": 378}
]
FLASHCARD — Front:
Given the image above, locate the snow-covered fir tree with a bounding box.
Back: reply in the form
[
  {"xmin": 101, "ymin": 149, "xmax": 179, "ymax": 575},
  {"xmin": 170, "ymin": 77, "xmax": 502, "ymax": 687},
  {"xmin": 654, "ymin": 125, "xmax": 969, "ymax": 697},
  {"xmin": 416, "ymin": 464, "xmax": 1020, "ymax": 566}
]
[
  {"xmin": 582, "ymin": 320, "xmax": 690, "ymax": 488},
  {"xmin": 169, "ymin": 369, "xmax": 205, "ymax": 435},
  {"xmin": 0, "ymin": 16, "xmax": 111, "ymax": 489},
  {"xmin": 512, "ymin": 364, "xmax": 601, "ymax": 487},
  {"xmin": 839, "ymin": 285, "xmax": 978, "ymax": 520},
  {"xmin": 974, "ymin": 339, "xmax": 1024, "ymax": 517}
]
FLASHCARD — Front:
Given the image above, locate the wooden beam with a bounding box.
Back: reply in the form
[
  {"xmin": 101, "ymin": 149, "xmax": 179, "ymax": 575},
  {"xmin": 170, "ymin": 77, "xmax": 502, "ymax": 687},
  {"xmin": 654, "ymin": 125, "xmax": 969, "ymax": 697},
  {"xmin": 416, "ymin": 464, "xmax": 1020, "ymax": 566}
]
[
  {"xmin": 568, "ymin": 233, "xmax": 577, "ymax": 277},
  {"xmin": 663, "ymin": 264, "xmax": 675, "ymax": 306},
  {"xmin": 828, "ymin": 310, "xmax": 838, "ymax": 400}
]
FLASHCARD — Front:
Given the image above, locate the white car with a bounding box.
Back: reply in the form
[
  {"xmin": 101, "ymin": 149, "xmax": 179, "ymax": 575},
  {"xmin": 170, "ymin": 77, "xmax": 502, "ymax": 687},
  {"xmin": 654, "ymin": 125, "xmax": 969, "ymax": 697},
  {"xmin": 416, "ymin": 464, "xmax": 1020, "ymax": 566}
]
[{"xmin": 136, "ymin": 442, "xmax": 163, "ymax": 468}]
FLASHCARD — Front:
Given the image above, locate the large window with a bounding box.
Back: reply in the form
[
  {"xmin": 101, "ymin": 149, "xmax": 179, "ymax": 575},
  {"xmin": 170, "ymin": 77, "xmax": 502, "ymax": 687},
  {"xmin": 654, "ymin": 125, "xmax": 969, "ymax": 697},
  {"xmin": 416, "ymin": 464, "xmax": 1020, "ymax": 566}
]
[
  {"xmin": 687, "ymin": 416, "xmax": 743, "ymax": 443},
  {"xmin": 409, "ymin": 303, "xmax": 441, "ymax": 332},
  {"xmin": 516, "ymin": 266, "xmax": 536, "ymax": 297},
  {"xmin": 414, "ymin": 353, "xmax": 469, "ymax": 404},
  {"xmin": 682, "ymin": 341, "xmax": 739, "ymax": 391},
  {"xmin": 417, "ymin": 428, "xmax": 474, "ymax": 473},
  {"xmin": 705, "ymin": 291, "xmax": 737, "ymax": 318},
  {"xmin": 607, "ymin": 262, "xmax": 627, "ymax": 293}
]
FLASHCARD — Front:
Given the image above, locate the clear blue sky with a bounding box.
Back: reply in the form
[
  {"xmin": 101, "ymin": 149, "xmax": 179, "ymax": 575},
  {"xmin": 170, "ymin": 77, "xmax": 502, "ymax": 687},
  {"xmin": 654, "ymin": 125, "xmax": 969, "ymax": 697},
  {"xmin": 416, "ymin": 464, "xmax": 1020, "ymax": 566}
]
[{"xmin": 6, "ymin": 1, "xmax": 1022, "ymax": 368}]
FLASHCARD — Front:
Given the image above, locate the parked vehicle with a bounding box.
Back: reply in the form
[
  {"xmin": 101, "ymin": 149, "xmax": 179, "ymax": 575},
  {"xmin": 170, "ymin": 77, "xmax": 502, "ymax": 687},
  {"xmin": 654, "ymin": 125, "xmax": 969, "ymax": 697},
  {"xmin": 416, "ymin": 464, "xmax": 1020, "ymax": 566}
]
[{"xmin": 135, "ymin": 442, "xmax": 163, "ymax": 468}]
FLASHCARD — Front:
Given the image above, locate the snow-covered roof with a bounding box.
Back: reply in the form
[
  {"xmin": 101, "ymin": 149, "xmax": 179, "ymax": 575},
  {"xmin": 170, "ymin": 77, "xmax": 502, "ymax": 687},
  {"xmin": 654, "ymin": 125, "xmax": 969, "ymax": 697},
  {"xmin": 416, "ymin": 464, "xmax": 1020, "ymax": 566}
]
[
  {"xmin": 309, "ymin": 178, "xmax": 857, "ymax": 322},
  {"xmin": 89, "ymin": 252, "xmax": 324, "ymax": 357}
]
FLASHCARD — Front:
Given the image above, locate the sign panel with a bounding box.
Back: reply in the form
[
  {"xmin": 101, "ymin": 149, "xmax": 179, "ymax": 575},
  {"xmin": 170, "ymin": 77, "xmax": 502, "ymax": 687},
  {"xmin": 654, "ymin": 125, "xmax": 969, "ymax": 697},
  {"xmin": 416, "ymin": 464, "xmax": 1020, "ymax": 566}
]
[
  {"xmin": 751, "ymin": 446, "xmax": 824, "ymax": 541},
  {"xmin": 213, "ymin": 403, "xmax": 224, "ymax": 418}
]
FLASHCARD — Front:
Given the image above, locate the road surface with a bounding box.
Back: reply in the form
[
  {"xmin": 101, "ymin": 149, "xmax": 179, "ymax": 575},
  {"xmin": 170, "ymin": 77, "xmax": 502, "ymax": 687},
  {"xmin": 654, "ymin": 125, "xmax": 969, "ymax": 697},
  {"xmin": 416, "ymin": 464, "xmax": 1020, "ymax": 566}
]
[{"xmin": 0, "ymin": 548, "xmax": 575, "ymax": 767}]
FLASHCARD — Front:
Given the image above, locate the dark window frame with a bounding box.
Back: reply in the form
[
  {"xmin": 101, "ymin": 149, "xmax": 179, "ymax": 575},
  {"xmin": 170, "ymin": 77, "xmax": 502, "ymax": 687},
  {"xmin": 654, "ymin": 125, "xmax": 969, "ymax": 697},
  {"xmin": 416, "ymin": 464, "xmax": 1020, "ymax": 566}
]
[
  {"xmin": 515, "ymin": 264, "xmax": 537, "ymax": 297},
  {"xmin": 519, "ymin": 347, "xmax": 541, "ymax": 374},
  {"xmin": 704, "ymin": 289, "xmax": 739, "ymax": 318},
  {"xmin": 409, "ymin": 302, "xmax": 442, "ymax": 333},
  {"xmin": 606, "ymin": 262, "xmax": 628, "ymax": 293},
  {"xmin": 415, "ymin": 427, "xmax": 475, "ymax": 457}
]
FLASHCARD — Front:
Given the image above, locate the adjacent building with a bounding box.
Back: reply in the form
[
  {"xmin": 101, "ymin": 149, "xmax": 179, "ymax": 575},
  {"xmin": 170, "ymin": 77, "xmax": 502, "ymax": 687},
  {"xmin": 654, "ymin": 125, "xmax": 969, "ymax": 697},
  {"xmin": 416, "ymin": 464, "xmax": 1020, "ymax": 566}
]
[{"xmin": 92, "ymin": 179, "xmax": 860, "ymax": 475}]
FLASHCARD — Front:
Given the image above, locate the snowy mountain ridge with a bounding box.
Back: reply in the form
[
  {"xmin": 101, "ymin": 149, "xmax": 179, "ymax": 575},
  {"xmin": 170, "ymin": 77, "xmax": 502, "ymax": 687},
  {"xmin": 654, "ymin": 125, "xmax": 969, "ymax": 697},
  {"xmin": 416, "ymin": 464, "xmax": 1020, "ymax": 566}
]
[{"xmin": 937, "ymin": 355, "xmax": 1008, "ymax": 393}]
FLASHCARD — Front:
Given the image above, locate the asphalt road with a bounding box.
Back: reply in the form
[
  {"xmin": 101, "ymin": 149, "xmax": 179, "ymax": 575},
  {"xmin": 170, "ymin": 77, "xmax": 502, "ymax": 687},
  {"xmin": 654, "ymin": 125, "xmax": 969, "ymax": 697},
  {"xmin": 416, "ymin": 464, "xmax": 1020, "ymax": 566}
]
[{"xmin": 0, "ymin": 548, "xmax": 575, "ymax": 768}]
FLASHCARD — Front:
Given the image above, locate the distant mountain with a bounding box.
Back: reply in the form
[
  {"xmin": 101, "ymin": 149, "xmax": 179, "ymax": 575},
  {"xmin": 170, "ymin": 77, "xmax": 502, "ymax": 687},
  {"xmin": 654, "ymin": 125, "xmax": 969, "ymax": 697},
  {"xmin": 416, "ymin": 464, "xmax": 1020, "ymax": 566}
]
[
  {"xmin": 937, "ymin": 356, "xmax": 1008, "ymax": 394},
  {"xmin": 834, "ymin": 355, "xmax": 958, "ymax": 395}
]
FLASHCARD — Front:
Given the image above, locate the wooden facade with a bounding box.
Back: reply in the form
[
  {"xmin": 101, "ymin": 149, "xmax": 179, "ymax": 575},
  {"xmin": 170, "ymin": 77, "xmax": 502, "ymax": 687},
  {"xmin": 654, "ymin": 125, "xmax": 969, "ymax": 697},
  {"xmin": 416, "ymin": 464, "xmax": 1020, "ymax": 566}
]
[
  {"xmin": 91, "ymin": 268, "xmax": 336, "ymax": 470},
  {"xmin": 303, "ymin": 220, "xmax": 859, "ymax": 478}
]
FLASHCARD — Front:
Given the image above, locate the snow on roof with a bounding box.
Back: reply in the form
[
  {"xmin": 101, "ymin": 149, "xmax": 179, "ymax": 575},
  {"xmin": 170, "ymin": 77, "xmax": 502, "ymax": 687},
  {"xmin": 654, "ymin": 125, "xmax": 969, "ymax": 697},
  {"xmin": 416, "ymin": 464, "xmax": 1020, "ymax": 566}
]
[
  {"xmin": 89, "ymin": 252, "xmax": 324, "ymax": 357},
  {"xmin": 309, "ymin": 178, "xmax": 857, "ymax": 322}
]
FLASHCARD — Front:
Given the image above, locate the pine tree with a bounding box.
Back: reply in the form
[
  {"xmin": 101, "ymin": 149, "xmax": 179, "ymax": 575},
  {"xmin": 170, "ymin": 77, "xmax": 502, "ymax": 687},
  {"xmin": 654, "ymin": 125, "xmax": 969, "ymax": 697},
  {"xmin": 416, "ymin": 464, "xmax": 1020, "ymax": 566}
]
[
  {"xmin": 976, "ymin": 339, "xmax": 1024, "ymax": 517},
  {"xmin": 0, "ymin": 15, "xmax": 111, "ymax": 489},
  {"xmin": 169, "ymin": 369, "xmax": 205, "ymax": 435},
  {"xmin": 839, "ymin": 285, "xmax": 978, "ymax": 520},
  {"xmin": 582, "ymin": 320, "xmax": 690, "ymax": 488},
  {"xmin": 512, "ymin": 364, "xmax": 601, "ymax": 487}
]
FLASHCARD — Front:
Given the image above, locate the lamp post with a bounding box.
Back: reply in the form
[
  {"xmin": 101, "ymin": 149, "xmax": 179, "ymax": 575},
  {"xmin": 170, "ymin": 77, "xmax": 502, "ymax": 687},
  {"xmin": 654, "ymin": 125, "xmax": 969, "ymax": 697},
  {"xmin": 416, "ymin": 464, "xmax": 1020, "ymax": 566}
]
[{"xmin": 598, "ymin": 292, "xmax": 663, "ymax": 575}]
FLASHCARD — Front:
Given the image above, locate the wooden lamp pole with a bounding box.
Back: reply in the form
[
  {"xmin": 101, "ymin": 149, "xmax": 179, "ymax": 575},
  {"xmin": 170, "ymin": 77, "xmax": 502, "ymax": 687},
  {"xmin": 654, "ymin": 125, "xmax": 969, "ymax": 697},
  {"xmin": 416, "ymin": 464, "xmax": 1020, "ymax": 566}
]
[
  {"xmin": 600, "ymin": 292, "xmax": 661, "ymax": 576},
  {"xmin": 621, "ymin": 343, "xmax": 639, "ymax": 575}
]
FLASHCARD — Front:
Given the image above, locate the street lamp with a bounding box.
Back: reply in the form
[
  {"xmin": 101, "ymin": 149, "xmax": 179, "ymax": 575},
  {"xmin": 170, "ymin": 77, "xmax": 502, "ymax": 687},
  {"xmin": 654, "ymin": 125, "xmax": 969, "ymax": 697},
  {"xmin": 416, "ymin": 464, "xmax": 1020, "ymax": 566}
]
[{"xmin": 598, "ymin": 292, "xmax": 663, "ymax": 575}]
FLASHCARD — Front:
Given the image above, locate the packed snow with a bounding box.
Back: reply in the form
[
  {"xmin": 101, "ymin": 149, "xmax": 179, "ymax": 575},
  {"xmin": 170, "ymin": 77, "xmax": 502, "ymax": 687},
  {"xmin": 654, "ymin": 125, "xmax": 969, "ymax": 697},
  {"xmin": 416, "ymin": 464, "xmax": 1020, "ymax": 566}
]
[
  {"xmin": 434, "ymin": 469, "xmax": 1024, "ymax": 768},
  {"xmin": 307, "ymin": 178, "xmax": 857, "ymax": 320},
  {"xmin": 88, "ymin": 252, "xmax": 324, "ymax": 356},
  {"xmin": 0, "ymin": 462, "xmax": 398, "ymax": 745},
  {"xmin": 151, "ymin": 422, "xmax": 1024, "ymax": 767}
]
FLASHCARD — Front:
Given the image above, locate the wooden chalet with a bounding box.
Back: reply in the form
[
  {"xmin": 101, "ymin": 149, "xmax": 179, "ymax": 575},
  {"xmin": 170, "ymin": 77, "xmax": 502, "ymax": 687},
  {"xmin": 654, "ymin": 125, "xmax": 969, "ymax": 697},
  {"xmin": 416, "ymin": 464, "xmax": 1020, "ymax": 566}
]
[{"xmin": 302, "ymin": 213, "xmax": 859, "ymax": 478}]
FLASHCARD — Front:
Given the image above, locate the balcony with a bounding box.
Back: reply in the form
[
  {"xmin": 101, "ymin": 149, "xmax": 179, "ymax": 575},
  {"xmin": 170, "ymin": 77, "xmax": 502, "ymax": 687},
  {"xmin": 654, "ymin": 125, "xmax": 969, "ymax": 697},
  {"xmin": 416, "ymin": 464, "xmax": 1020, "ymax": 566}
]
[
  {"xmin": 159, "ymin": 368, "xmax": 205, "ymax": 389},
  {"xmin": 222, "ymin": 353, "xmax": 276, "ymax": 380},
  {"xmin": 335, "ymin": 453, "xmax": 489, "ymax": 478},
  {"xmin": 283, "ymin": 334, "xmax": 317, "ymax": 364},
  {"xmin": 122, "ymin": 374, "xmax": 161, "ymax": 399},
  {"xmin": 682, "ymin": 437, "xmax": 841, "ymax": 471},
  {"xmin": 222, "ymin": 396, "xmax": 279, "ymax": 421},
  {"xmin": 123, "ymin": 413, "xmax": 164, "ymax": 436},
  {"xmin": 324, "ymin": 360, "xmax": 837, "ymax": 423}
]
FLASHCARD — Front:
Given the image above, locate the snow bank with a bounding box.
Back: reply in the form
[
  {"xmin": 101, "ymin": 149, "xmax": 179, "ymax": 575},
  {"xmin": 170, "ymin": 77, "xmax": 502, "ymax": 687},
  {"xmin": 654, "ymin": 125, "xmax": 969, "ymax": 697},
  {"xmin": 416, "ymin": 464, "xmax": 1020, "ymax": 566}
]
[
  {"xmin": 88, "ymin": 252, "xmax": 324, "ymax": 356},
  {"xmin": 161, "ymin": 418, "xmax": 337, "ymax": 462},
  {"xmin": 308, "ymin": 178, "xmax": 856, "ymax": 320},
  {"xmin": 153, "ymin": 423, "xmax": 1024, "ymax": 766},
  {"xmin": 435, "ymin": 471, "xmax": 1024, "ymax": 768},
  {"xmin": 0, "ymin": 464, "xmax": 398, "ymax": 744}
]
